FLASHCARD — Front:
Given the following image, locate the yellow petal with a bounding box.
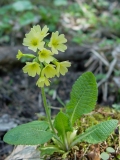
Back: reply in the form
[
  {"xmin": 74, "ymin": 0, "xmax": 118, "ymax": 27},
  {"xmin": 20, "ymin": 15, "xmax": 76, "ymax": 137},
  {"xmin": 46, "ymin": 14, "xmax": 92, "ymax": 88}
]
[
  {"xmin": 36, "ymin": 76, "xmax": 50, "ymax": 87},
  {"xmin": 23, "ymin": 62, "xmax": 41, "ymax": 77},
  {"xmin": 42, "ymin": 64, "xmax": 56, "ymax": 78}
]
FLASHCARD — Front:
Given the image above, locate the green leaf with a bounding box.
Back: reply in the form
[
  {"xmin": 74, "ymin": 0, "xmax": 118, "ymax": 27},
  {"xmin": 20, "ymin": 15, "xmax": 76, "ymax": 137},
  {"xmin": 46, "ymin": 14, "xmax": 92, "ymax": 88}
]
[
  {"xmin": 54, "ymin": 112, "xmax": 73, "ymax": 136},
  {"xmin": 62, "ymin": 151, "xmax": 70, "ymax": 159},
  {"xmin": 100, "ymin": 152, "xmax": 109, "ymax": 160},
  {"xmin": 40, "ymin": 145, "xmax": 64, "ymax": 157},
  {"xmin": 0, "ymin": 5, "xmax": 12, "ymax": 15},
  {"xmin": 54, "ymin": 0, "xmax": 67, "ymax": 6},
  {"xmin": 12, "ymin": 0, "xmax": 33, "ymax": 12},
  {"xmin": 95, "ymin": 73, "xmax": 106, "ymax": 81},
  {"xmin": 18, "ymin": 12, "xmax": 37, "ymax": 27},
  {"xmin": 3, "ymin": 121, "xmax": 53, "ymax": 145},
  {"xmin": 0, "ymin": 35, "xmax": 10, "ymax": 43},
  {"xmin": 112, "ymin": 104, "xmax": 120, "ymax": 111},
  {"xmin": 66, "ymin": 72, "xmax": 98, "ymax": 124},
  {"xmin": 117, "ymin": 154, "xmax": 120, "ymax": 159},
  {"xmin": 72, "ymin": 120, "xmax": 118, "ymax": 146}
]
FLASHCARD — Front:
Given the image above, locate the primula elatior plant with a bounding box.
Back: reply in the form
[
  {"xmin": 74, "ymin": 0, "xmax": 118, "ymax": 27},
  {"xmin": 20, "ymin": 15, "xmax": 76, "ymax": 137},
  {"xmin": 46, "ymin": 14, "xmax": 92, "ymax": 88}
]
[{"xmin": 3, "ymin": 25, "xmax": 118, "ymax": 159}]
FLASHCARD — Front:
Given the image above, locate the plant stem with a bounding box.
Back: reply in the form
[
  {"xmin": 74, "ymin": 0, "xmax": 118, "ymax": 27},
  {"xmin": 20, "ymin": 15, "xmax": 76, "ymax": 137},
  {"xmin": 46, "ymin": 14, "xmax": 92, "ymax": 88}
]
[
  {"xmin": 41, "ymin": 87, "xmax": 65, "ymax": 148},
  {"xmin": 41, "ymin": 87, "xmax": 56, "ymax": 133},
  {"xmin": 63, "ymin": 132, "xmax": 69, "ymax": 151}
]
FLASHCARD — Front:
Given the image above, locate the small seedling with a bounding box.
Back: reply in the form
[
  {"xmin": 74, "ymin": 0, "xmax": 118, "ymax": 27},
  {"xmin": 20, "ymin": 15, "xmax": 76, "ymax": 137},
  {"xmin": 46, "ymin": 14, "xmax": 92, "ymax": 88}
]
[
  {"xmin": 100, "ymin": 147, "xmax": 115, "ymax": 160},
  {"xmin": 3, "ymin": 25, "xmax": 118, "ymax": 159}
]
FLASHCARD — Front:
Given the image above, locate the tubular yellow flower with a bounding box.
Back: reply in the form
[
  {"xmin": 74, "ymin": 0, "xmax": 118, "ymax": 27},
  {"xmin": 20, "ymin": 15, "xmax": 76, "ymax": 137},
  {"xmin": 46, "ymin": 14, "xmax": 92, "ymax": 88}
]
[
  {"xmin": 23, "ymin": 30, "xmax": 45, "ymax": 52},
  {"xmin": 48, "ymin": 31, "xmax": 67, "ymax": 54},
  {"xmin": 16, "ymin": 50, "xmax": 23, "ymax": 60},
  {"xmin": 42, "ymin": 64, "xmax": 56, "ymax": 78},
  {"xmin": 23, "ymin": 62, "xmax": 41, "ymax": 77},
  {"xmin": 55, "ymin": 61, "xmax": 71, "ymax": 77},
  {"xmin": 38, "ymin": 49, "xmax": 54, "ymax": 63},
  {"xmin": 31, "ymin": 25, "xmax": 49, "ymax": 39},
  {"xmin": 36, "ymin": 76, "xmax": 50, "ymax": 87}
]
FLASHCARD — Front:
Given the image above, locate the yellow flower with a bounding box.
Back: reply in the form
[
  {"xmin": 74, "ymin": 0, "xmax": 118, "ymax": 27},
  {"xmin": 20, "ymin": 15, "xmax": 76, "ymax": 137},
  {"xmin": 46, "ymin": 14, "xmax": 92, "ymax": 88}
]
[
  {"xmin": 42, "ymin": 64, "xmax": 56, "ymax": 78},
  {"xmin": 48, "ymin": 31, "xmax": 67, "ymax": 54},
  {"xmin": 16, "ymin": 50, "xmax": 36, "ymax": 60},
  {"xmin": 55, "ymin": 61, "xmax": 71, "ymax": 77},
  {"xmin": 23, "ymin": 62, "xmax": 41, "ymax": 77},
  {"xmin": 23, "ymin": 30, "xmax": 45, "ymax": 52},
  {"xmin": 31, "ymin": 25, "xmax": 49, "ymax": 39},
  {"xmin": 16, "ymin": 50, "xmax": 23, "ymax": 60},
  {"xmin": 38, "ymin": 49, "xmax": 54, "ymax": 63},
  {"xmin": 36, "ymin": 76, "xmax": 50, "ymax": 87}
]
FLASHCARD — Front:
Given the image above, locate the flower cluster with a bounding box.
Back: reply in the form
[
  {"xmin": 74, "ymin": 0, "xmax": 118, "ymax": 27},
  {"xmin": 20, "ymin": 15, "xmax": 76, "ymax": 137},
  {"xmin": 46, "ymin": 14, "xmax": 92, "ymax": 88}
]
[{"xmin": 16, "ymin": 25, "xmax": 71, "ymax": 87}]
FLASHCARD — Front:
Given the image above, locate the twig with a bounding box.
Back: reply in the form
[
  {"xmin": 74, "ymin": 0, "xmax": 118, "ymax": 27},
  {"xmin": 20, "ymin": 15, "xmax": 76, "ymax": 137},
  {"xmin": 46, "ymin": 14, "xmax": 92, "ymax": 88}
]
[
  {"xmin": 94, "ymin": 60, "xmax": 103, "ymax": 74},
  {"xmin": 85, "ymin": 56, "xmax": 95, "ymax": 67},
  {"xmin": 91, "ymin": 50, "xmax": 109, "ymax": 67},
  {"xmin": 98, "ymin": 58, "xmax": 117, "ymax": 87},
  {"xmin": 49, "ymin": 106, "xmax": 62, "ymax": 110},
  {"xmin": 87, "ymin": 60, "xmax": 98, "ymax": 72},
  {"xmin": 81, "ymin": 144, "xmax": 90, "ymax": 159},
  {"xmin": 102, "ymin": 82, "xmax": 108, "ymax": 102},
  {"xmin": 74, "ymin": 150, "xmax": 77, "ymax": 160},
  {"xmin": 116, "ymin": 124, "xmax": 120, "ymax": 153},
  {"xmin": 56, "ymin": 95, "xmax": 65, "ymax": 107}
]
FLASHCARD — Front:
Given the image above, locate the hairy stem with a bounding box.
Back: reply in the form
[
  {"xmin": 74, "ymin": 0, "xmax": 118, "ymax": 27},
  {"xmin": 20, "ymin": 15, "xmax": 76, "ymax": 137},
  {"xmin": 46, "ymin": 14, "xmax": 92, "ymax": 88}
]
[
  {"xmin": 41, "ymin": 87, "xmax": 65, "ymax": 149},
  {"xmin": 41, "ymin": 87, "xmax": 56, "ymax": 133}
]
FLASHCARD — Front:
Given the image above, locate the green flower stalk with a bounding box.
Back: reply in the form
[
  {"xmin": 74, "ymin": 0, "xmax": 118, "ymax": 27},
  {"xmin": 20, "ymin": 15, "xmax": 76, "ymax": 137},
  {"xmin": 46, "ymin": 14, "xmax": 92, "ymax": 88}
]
[{"xmin": 16, "ymin": 50, "xmax": 36, "ymax": 60}]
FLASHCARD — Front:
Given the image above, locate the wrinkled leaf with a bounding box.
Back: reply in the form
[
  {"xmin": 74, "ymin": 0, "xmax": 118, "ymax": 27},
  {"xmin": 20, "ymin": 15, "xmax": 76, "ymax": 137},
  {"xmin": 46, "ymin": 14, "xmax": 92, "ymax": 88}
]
[
  {"xmin": 72, "ymin": 120, "xmax": 118, "ymax": 146},
  {"xmin": 40, "ymin": 145, "xmax": 64, "ymax": 157},
  {"xmin": 66, "ymin": 72, "xmax": 98, "ymax": 124},
  {"xmin": 3, "ymin": 121, "xmax": 53, "ymax": 145},
  {"xmin": 54, "ymin": 112, "xmax": 72, "ymax": 136}
]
